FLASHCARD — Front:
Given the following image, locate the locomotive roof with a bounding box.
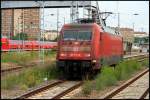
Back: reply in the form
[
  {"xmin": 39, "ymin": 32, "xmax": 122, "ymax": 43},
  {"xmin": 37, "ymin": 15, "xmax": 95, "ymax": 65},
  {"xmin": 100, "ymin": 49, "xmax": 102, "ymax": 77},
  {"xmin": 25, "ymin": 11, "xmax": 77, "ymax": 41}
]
[
  {"xmin": 63, "ymin": 23, "xmax": 122, "ymax": 36},
  {"xmin": 64, "ymin": 23, "xmax": 94, "ymax": 26}
]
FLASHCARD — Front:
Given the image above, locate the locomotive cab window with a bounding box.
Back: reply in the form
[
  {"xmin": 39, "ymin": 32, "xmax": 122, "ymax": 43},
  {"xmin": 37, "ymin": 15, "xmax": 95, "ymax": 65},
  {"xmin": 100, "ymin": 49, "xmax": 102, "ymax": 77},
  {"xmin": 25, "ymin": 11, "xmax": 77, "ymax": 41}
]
[
  {"xmin": 63, "ymin": 30, "xmax": 76, "ymax": 40},
  {"xmin": 63, "ymin": 30, "xmax": 92, "ymax": 41}
]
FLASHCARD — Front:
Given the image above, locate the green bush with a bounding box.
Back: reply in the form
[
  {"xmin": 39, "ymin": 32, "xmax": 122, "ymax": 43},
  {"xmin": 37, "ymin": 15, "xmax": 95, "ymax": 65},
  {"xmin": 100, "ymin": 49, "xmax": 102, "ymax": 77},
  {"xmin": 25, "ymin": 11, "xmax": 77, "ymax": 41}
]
[
  {"xmin": 114, "ymin": 60, "xmax": 142, "ymax": 81},
  {"xmin": 1, "ymin": 62, "xmax": 60, "ymax": 90},
  {"xmin": 1, "ymin": 51, "xmax": 56, "ymax": 65},
  {"xmin": 95, "ymin": 66, "xmax": 117, "ymax": 90},
  {"xmin": 18, "ymin": 52, "xmax": 32, "ymax": 65},
  {"xmin": 1, "ymin": 52, "xmax": 19, "ymax": 63},
  {"xmin": 82, "ymin": 80, "xmax": 93, "ymax": 95},
  {"xmin": 114, "ymin": 61, "xmax": 130, "ymax": 80},
  {"xmin": 12, "ymin": 32, "xmax": 28, "ymax": 40},
  {"xmin": 141, "ymin": 59, "xmax": 149, "ymax": 67},
  {"xmin": 82, "ymin": 59, "xmax": 146, "ymax": 95},
  {"xmin": 1, "ymin": 74, "xmax": 19, "ymax": 89}
]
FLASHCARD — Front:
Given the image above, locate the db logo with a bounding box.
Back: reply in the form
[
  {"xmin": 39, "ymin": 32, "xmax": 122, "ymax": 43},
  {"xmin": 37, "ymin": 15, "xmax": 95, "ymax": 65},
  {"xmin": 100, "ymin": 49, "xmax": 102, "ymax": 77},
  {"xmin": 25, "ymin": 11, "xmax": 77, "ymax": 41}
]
[{"xmin": 73, "ymin": 47, "xmax": 79, "ymax": 51}]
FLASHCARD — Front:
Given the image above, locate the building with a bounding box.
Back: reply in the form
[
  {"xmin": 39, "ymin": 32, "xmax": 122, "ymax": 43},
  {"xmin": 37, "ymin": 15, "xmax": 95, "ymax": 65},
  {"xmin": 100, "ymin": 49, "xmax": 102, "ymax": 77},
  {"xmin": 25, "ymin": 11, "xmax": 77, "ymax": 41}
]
[
  {"xmin": 120, "ymin": 28, "xmax": 134, "ymax": 43},
  {"xmin": 119, "ymin": 28, "xmax": 134, "ymax": 54},
  {"xmin": 42, "ymin": 30, "xmax": 58, "ymax": 41},
  {"xmin": 133, "ymin": 32, "xmax": 149, "ymax": 53},
  {"xmin": 1, "ymin": 9, "xmax": 14, "ymax": 38},
  {"xmin": 1, "ymin": 8, "xmax": 40, "ymax": 40},
  {"xmin": 134, "ymin": 32, "xmax": 148, "ymax": 37}
]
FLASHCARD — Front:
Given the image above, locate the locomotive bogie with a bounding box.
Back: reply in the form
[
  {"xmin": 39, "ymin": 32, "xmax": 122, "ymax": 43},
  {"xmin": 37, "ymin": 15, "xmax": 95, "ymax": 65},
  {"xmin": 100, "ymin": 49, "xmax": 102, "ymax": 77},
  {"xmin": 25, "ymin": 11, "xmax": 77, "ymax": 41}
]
[{"xmin": 57, "ymin": 60, "xmax": 92, "ymax": 78}]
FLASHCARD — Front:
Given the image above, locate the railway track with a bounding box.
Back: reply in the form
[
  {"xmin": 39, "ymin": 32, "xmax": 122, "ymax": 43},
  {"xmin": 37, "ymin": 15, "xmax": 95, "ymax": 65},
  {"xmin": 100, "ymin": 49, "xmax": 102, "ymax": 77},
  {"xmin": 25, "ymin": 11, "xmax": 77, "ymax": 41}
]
[
  {"xmin": 123, "ymin": 53, "xmax": 149, "ymax": 60},
  {"xmin": 15, "ymin": 80, "xmax": 82, "ymax": 99},
  {"xmin": 2, "ymin": 54, "xmax": 148, "ymax": 99},
  {"xmin": 102, "ymin": 68, "xmax": 149, "ymax": 99},
  {"xmin": 1, "ymin": 66, "xmax": 23, "ymax": 73},
  {"xmin": 1, "ymin": 65, "xmax": 35, "ymax": 75},
  {"xmin": 1, "ymin": 59, "xmax": 55, "ymax": 74},
  {"xmin": 1, "ymin": 53, "xmax": 148, "ymax": 74}
]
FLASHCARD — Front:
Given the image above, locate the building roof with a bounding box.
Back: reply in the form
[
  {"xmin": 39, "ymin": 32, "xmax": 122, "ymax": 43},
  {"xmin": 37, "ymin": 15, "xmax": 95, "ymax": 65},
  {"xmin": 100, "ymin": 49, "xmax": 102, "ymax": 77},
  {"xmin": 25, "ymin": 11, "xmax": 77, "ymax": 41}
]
[
  {"xmin": 119, "ymin": 28, "xmax": 133, "ymax": 31},
  {"xmin": 134, "ymin": 32, "xmax": 147, "ymax": 34}
]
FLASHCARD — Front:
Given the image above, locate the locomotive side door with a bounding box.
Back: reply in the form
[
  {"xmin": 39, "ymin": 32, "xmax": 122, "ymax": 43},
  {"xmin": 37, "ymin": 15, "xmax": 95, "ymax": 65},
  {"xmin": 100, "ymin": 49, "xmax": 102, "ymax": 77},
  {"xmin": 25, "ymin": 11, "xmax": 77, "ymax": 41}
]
[{"xmin": 99, "ymin": 31, "xmax": 104, "ymax": 66}]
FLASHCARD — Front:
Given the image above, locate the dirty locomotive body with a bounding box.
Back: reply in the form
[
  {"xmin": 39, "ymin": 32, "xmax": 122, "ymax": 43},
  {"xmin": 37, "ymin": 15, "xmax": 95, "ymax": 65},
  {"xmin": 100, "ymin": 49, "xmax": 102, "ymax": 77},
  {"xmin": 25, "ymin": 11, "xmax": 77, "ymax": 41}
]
[{"xmin": 56, "ymin": 23, "xmax": 123, "ymax": 78}]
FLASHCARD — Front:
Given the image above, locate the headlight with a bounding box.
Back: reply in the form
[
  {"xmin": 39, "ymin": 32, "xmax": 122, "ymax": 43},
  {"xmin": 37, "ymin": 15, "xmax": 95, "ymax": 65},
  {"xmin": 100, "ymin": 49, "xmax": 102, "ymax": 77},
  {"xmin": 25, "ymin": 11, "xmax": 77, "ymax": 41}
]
[
  {"xmin": 85, "ymin": 53, "xmax": 91, "ymax": 57},
  {"xmin": 60, "ymin": 53, "xmax": 66, "ymax": 57},
  {"xmin": 92, "ymin": 60, "xmax": 96, "ymax": 63}
]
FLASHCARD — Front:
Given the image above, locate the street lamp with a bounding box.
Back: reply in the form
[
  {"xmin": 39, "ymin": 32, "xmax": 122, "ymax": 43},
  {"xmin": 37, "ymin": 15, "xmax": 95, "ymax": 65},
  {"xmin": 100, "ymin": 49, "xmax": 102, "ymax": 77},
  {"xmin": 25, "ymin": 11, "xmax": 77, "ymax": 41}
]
[
  {"xmin": 107, "ymin": 12, "xmax": 120, "ymax": 34},
  {"xmin": 45, "ymin": 13, "xmax": 54, "ymax": 16},
  {"xmin": 45, "ymin": 11, "xmax": 59, "ymax": 41},
  {"xmin": 132, "ymin": 13, "xmax": 139, "ymax": 31},
  {"xmin": 132, "ymin": 13, "xmax": 139, "ymax": 54},
  {"xmin": 45, "ymin": 13, "xmax": 55, "ymax": 30},
  {"xmin": 44, "ymin": 13, "xmax": 55, "ymax": 41},
  {"xmin": 133, "ymin": 13, "xmax": 139, "ymax": 16}
]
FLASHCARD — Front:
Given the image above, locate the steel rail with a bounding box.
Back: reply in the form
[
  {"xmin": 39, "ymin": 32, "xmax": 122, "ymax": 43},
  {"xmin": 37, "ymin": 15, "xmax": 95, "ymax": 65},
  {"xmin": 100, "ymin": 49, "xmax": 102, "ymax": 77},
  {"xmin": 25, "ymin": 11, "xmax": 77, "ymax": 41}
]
[
  {"xmin": 1, "ymin": 66, "xmax": 23, "ymax": 73},
  {"xmin": 123, "ymin": 54, "xmax": 148, "ymax": 60},
  {"xmin": 140, "ymin": 88, "xmax": 149, "ymax": 99},
  {"xmin": 1, "ymin": 54, "xmax": 148, "ymax": 74},
  {"xmin": 3, "ymin": 54, "xmax": 148, "ymax": 99},
  {"xmin": 52, "ymin": 81, "xmax": 83, "ymax": 99},
  {"xmin": 103, "ymin": 68, "xmax": 149, "ymax": 99},
  {"xmin": 1, "ymin": 59, "xmax": 55, "ymax": 74},
  {"xmin": 14, "ymin": 80, "xmax": 64, "ymax": 99}
]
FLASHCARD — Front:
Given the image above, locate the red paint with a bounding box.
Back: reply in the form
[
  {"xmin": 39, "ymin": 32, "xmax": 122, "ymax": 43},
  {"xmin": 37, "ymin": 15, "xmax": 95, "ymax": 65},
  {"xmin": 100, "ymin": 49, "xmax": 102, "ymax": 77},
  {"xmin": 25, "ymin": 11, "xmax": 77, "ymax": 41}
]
[
  {"xmin": 1, "ymin": 37, "xmax": 9, "ymax": 51},
  {"xmin": 57, "ymin": 23, "xmax": 123, "ymax": 69},
  {"xmin": 1, "ymin": 37, "xmax": 57, "ymax": 51}
]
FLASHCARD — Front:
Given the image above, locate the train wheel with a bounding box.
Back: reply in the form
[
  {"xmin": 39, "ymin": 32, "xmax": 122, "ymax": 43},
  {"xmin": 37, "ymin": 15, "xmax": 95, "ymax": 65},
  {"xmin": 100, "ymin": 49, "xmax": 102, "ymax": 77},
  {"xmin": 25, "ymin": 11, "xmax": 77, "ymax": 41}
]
[
  {"xmin": 82, "ymin": 73, "xmax": 89, "ymax": 80},
  {"xmin": 85, "ymin": 73, "xmax": 89, "ymax": 80}
]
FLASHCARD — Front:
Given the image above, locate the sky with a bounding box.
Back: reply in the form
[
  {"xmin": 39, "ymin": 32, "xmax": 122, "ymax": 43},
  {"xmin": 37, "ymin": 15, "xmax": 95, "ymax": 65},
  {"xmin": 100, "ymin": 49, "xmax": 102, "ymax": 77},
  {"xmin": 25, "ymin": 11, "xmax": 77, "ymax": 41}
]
[{"xmin": 43, "ymin": 1, "xmax": 149, "ymax": 33}]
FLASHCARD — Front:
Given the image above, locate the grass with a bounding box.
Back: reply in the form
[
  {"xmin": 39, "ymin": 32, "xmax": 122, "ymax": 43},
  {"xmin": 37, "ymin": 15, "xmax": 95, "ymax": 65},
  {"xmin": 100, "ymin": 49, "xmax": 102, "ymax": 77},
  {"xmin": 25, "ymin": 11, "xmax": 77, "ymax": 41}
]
[
  {"xmin": 140, "ymin": 58, "xmax": 149, "ymax": 67},
  {"xmin": 95, "ymin": 66, "xmax": 117, "ymax": 90},
  {"xmin": 1, "ymin": 50, "xmax": 56, "ymax": 65},
  {"xmin": 82, "ymin": 80, "xmax": 93, "ymax": 95},
  {"xmin": 1, "ymin": 62, "xmax": 61, "ymax": 90},
  {"xmin": 82, "ymin": 59, "xmax": 148, "ymax": 95}
]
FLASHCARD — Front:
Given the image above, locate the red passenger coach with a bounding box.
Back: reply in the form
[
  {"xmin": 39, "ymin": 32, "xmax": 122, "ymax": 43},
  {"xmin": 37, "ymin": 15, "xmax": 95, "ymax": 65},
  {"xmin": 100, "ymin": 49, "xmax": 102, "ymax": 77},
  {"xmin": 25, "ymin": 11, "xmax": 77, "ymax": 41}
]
[
  {"xmin": 56, "ymin": 23, "xmax": 123, "ymax": 78},
  {"xmin": 1, "ymin": 37, "xmax": 57, "ymax": 51},
  {"xmin": 9, "ymin": 40, "xmax": 22, "ymax": 50},
  {"xmin": 24, "ymin": 41, "xmax": 33, "ymax": 50},
  {"xmin": 1, "ymin": 37, "xmax": 9, "ymax": 51},
  {"xmin": 32, "ymin": 41, "xmax": 39, "ymax": 50}
]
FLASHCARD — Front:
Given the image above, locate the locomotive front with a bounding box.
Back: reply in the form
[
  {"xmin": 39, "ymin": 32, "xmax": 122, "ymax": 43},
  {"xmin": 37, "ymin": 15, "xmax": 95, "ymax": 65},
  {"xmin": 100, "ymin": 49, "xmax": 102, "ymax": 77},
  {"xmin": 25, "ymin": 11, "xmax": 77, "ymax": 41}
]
[{"xmin": 56, "ymin": 24, "xmax": 93, "ymax": 78}]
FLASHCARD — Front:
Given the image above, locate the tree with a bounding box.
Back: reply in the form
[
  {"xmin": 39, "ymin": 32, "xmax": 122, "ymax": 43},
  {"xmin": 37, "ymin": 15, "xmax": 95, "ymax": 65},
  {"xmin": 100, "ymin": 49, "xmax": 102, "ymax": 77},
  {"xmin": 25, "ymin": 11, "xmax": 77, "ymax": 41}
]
[
  {"xmin": 134, "ymin": 36, "xmax": 149, "ymax": 44},
  {"xmin": 12, "ymin": 32, "xmax": 28, "ymax": 40}
]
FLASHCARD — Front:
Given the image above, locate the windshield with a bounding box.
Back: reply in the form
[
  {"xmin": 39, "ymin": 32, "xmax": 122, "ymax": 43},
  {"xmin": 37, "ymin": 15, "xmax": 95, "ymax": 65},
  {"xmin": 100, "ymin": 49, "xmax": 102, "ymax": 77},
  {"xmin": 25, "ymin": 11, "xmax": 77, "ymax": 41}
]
[{"xmin": 63, "ymin": 30, "xmax": 92, "ymax": 40}]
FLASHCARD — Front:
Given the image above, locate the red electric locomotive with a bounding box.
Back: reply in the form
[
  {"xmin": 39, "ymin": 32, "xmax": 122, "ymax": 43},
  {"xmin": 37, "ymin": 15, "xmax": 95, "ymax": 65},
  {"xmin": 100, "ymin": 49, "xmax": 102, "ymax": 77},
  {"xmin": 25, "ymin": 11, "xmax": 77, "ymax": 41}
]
[{"xmin": 56, "ymin": 23, "xmax": 123, "ymax": 78}]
